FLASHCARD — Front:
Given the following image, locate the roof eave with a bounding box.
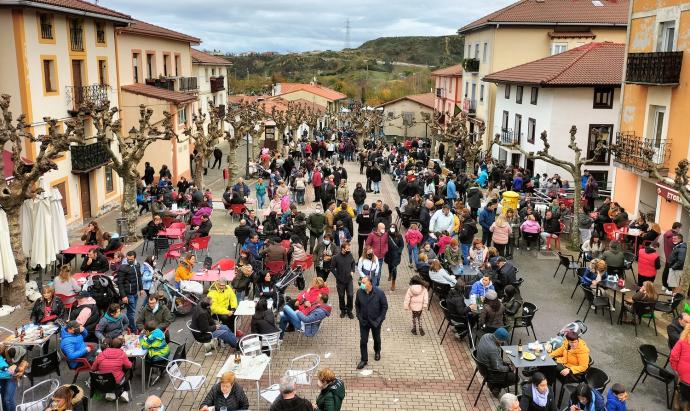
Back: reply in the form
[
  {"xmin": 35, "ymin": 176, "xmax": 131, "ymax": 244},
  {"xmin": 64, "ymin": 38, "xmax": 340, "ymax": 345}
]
[
  {"xmin": 1, "ymin": 0, "xmax": 131, "ymax": 23},
  {"xmin": 117, "ymin": 28, "xmax": 200, "ymax": 45},
  {"xmin": 484, "ymin": 79, "xmax": 622, "ymax": 88},
  {"xmin": 459, "ymin": 21, "xmax": 627, "ymax": 34}
]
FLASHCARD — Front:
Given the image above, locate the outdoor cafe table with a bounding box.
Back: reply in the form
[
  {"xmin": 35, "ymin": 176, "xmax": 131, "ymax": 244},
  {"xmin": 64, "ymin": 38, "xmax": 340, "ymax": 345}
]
[
  {"xmin": 502, "ymin": 343, "xmax": 556, "ymax": 393},
  {"xmin": 616, "ymin": 228, "xmax": 643, "ymax": 252},
  {"xmin": 122, "ymin": 333, "xmax": 147, "ymax": 392},
  {"xmin": 217, "ymin": 353, "xmax": 270, "ymax": 409},
  {"xmin": 234, "ymin": 299, "xmax": 257, "ymax": 337},
  {"xmin": 158, "ymin": 227, "xmax": 185, "ymax": 239},
  {"xmin": 168, "ymin": 208, "xmax": 191, "ymax": 221},
  {"xmin": 1, "ymin": 324, "xmax": 59, "ymax": 354},
  {"xmin": 599, "ymin": 280, "xmax": 640, "ymax": 310},
  {"xmin": 61, "ymin": 244, "xmax": 100, "ymax": 269},
  {"xmin": 192, "ymin": 269, "xmax": 235, "ymax": 283}
]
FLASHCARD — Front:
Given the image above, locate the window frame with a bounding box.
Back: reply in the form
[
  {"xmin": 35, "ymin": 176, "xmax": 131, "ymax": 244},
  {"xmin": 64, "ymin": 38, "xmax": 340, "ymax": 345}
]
[
  {"xmin": 97, "ymin": 57, "xmax": 108, "ymax": 86},
  {"xmin": 178, "ymin": 106, "xmax": 188, "ymax": 126},
  {"xmin": 482, "ymin": 42, "xmax": 488, "ymax": 63},
  {"xmin": 514, "ymin": 114, "xmax": 522, "ymax": 143},
  {"xmin": 37, "ymin": 13, "xmax": 55, "ymax": 44},
  {"xmin": 587, "ymin": 124, "xmax": 613, "ymax": 164},
  {"xmin": 132, "ymin": 52, "xmax": 140, "ymax": 83},
  {"xmin": 146, "ymin": 52, "xmax": 155, "ymax": 80},
  {"xmin": 658, "ymin": 20, "xmax": 676, "ymax": 52},
  {"xmin": 40, "ymin": 55, "xmax": 59, "ymax": 96},
  {"xmin": 95, "ymin": 21, "xmax": 106, "ymax": 46},
  {"xmin": 551, "ymin": 42, "xmax": 567, "ymax": 55},
  {"xmin": 480, "ymin": 84, "xmax": 485, "ymax": 103},
  {"xmin": 530, "ymin": 87, "xmax": 539, "ymax": 105},
  {"xmin": 504, "ymin": 84, "xmax": 511, "ymax": 99},
  {"xmin": 104, "ymin": 165, "xmax": 114, "ymax": 193},
  {"xmin": 593, "ymin": 87, "xmax": 614, "ymax": 109},
  {"xmin": 527, "ymin": 118, "xmax": 536, "ymax": 144},
  {"xmin": 516, "ymin": 85, "xmax": 523, "ymax": 104}
]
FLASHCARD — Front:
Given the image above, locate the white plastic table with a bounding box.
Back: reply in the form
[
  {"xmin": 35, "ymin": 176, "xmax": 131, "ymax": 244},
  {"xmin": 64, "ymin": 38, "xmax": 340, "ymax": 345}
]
[
  {"xmin": 217, "ymin": 354, "xmax": 270, "ymax": 409},
  {"xmin": 234, "ymin": 300, "xmax": 256, "ymax": 337}
]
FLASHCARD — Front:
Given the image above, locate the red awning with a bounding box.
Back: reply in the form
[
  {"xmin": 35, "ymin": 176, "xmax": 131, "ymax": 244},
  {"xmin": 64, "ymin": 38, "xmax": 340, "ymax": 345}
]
[{"xmin": 3, "ymin": 150, "xmax": 33, "ymax": 178}]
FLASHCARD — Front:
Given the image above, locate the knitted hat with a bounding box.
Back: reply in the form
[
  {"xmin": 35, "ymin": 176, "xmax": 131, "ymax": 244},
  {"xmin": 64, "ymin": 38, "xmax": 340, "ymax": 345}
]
[
  {"xmin": 494, "ymin": 327, "xmax": 509, "ymax": 341},
  {"xmin": 485, "ymin": 290, "xmax": 498, "ymax": 301},
  {"xmin": 565, "ymin": 331, "xmax": 579, "ymax": 341}
]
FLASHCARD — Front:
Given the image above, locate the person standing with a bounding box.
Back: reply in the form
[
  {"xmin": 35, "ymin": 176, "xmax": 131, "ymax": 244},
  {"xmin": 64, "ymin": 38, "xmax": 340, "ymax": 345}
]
[
  {"xmin": 386, "ymin": 226, "xmax": 404, "ymax": 291},
  {"xmin": 667, "ymin": 233, "xmax": 687, "ymax": 295},
  {"xmin": 211, "ymin": 146, "xmax": 223, "ymax": 169},
  {"xmin": 116, "ymin": 251, "xmax": 143, "ymax": 333},
  {"xmin": 355, "ymin": 276, "xmax": 388, "ymax": 369},
  {"xmin": 331, "ymin": 242, "xmax": 356, "ymax": 319},
  {"xmin": 663, "ymin": 222, "xmax": 683, "ymax": 294},
  {"xmin": 479, "ymin": 200, "xmax": 498, "ymax": 246},
  {"xmin": 312, "ymin": 167, "xmax": 323, "ymax": 204},
  {"xmin": 143, "ymin": 162, "xmax": 155, "ymax": 186},
  {"xmin": 308, "ymin": 204, "xmax": 327, "ymax": 253},
  {"xmin": 255, "ymin": 177, "xmax": 267, "ymax": 209},
  {"xmin": 365, "ymin": 223, "xmax": 389, "ymax": 286}
]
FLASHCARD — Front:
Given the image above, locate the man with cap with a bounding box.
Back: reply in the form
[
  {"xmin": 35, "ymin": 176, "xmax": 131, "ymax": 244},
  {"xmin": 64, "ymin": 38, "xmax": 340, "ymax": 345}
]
[
  {"xmin": 207, "ymin": 277, "xmax": 238, "ymax": 328},
  {"xmin": 476, "ymin": 327, "xmax": 518, "ymax": 397}
]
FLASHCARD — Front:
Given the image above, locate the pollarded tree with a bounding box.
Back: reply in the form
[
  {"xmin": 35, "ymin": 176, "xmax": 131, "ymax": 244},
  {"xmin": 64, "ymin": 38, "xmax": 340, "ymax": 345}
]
[
  {"xmin": 0, "ymin": 94, "xmax": 86, "ymax": 304},
  {"xmin": 287, "ymin": 102, "xmax": 305, "ymax": 144},
  {"xmin": 302, "ymin": 104, "xmax": 323, "ymax": 142},
  {"xmin": 90, "ymin": 102, "xmax": 175, "ymax": 242},
  {"xmin": 184, "ymin": 102, "xmax": 223, "ymax": 188},
  {"xmin": 494, "ymin": 126, "xmax": 608, "ymax": 249},
  {"xmin": 224, "ymin": 100, "xmax": 266, "ymax": 179},
  {"xmin": 271, "ymin": 103, "xmax": 290, "ymax": 153}
]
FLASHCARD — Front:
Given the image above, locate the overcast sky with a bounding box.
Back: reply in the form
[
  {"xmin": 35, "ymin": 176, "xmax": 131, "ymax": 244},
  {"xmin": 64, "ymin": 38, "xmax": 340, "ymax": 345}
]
[{"xmin": 100, "ymin": 0, "xmax": 515, "ymax": 53}]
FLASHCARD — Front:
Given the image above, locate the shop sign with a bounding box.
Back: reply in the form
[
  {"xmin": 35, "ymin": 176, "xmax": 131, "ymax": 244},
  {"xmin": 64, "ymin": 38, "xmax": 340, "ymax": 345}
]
[{"xmin": 656, "ymin": 183, "xmax": 682, "ymax": 203}]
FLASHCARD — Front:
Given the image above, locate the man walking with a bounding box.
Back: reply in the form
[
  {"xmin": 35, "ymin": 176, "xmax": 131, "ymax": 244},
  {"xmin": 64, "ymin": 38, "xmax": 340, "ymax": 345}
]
[
  {"xmin": 331, "ymin": 242, "xmax": 356, "ymax": 319},
  {"xmin": 211, "ymin": 146, "xmax": 223, "ymax": 169},
  {"xmin": 663, "ymin": 222, "xmax": 683, "ymax": 294},
  {"xmin": 355, "ymin": 276, "xmax": 388, "ymax": 369},
  {"xmin": 479, "ymin": 200, "xmax": 498, "ymax": 246},
  {"xmin": 116, "ymin": 251, "xmax": 143, "ymax": 333},
  {"xmin": 307, "ymin": 204, "xmax": 326, "ymax": 253},
  {"xmin": 365, "ymin": 223, "xmax": 389, "ymax": 286}
]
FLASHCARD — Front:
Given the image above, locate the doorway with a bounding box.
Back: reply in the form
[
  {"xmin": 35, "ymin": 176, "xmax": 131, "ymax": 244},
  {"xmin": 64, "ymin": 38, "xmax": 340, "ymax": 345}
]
[
  {"xmin": 526, "ymin": 158, "xmax": 535, "ymax": 176},
  {"xmin": 72, "ymin": 60, "xmax": 84, "ymax": 106},
  {"xmin": 79, "ymin": 175, "xmax": 91, "ymax": 219}
]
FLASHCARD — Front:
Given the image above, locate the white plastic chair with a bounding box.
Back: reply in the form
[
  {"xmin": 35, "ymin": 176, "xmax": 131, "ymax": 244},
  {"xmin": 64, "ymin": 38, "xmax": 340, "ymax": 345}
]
[
  {"xmin": 285, "ymin": 354, "xmax": 320, "ymax": 386},
  {"xmin": 166, "ymin": 359, "xmax": 206, "ymax": 392},
  {"xmin": 260, "ymin": 331, "xmax": 282, "ymax": 385},
  {"xmin": 186, "ymin": 319, "xmax": 215, "ymax": 355},
  {"xmin": 16, "ymin": 378, "xmax": 60, "ymax": 411},
  {"xmin": 239, "ymin": 333, "xmax": 263, "ymax": 357}
]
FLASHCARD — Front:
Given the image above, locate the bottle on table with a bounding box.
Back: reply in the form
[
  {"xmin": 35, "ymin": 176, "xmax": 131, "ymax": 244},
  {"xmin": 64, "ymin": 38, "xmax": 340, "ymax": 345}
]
[{"xmin": 517, "ymin": 339, "xmax": 523, "ymax": 354}]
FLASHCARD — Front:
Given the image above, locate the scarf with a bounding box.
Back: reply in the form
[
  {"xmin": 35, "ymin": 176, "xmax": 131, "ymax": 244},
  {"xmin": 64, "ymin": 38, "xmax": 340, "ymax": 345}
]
[{"xmin": 532, "ymin": 384, "xmax": 549, "ymax": 407}]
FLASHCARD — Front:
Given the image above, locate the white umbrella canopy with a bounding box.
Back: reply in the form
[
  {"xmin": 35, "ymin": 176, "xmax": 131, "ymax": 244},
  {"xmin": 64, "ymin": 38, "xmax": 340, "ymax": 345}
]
[
  {"xmin": 20, "ymin": 199, "xmax": 33, "ymax": 257},
  {"xmin": 49, "ymin": 188, "xmax": 69, "ymax": 251},
  {"xmin": 0, "ymin": 209, "xmax": 18, "ymax": 283},
  {"xmin": 29, "ymin": 197, "xmax": 57, "ymax": 269}
]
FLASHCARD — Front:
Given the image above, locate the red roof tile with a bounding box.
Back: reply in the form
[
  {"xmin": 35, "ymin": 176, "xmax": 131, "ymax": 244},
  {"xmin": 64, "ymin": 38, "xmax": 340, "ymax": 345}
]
[
  {"xmin": 121, "ymin": 83, "xmax": 197, "ymax": 104},
  {"xmin": 191, "ymin": 49, "xmax": 232, "ymax": 66},
  {"xmin": 459, "ymin": 0, "xmax": 628, "ymax": 34},
  {"xmin": 118, "ymin": 20, "xmax": 200, "ymax": 45},
  {"xmin": 431, "ymin": 64, "xmax": 463, "ymax": 77},
  {"xmin": 276, "ymin": 83, "xmax": 347, "ymax": 101},
  {"xmin": 482, "ymin": 42, "xmax": 624, "ymax": 87},
  {"xmin": 378, "ymin": 92, "xmax": 436, "ymax": 110},
  {"xmin": 22, "ymin": 0, "xmax": 131, "ymax": 20}
]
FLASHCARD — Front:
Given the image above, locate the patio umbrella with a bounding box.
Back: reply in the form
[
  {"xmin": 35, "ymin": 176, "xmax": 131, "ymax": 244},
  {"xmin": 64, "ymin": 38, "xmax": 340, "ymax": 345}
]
[
  {"xmin": 20, "ymin": 199, "xmax": 33, "ymax": 257},
  {"xmin": 30, "ymin": 196, "xmax": 56, "ymax": 269},
  {"xmin": 0, "ymin": 209, "xmax": 17, "ymax": 283},
  {"xmin": 49, "ymin": 188, "xmax": 69, "ymax": 252}
]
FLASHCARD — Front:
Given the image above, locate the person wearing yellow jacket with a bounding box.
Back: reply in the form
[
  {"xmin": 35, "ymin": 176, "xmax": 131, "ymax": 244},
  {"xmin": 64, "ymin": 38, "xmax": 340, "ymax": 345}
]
[
  {"xmin": 545, "ymin": 331, "xmax": 590, "ymax": 384},
  {"xmin": 207, "ymin": 278, "xmax": 238, "ymax": 327},
  {"xmin": 175, "ymin": 253, "xmax": 196, "ymax": 283}
]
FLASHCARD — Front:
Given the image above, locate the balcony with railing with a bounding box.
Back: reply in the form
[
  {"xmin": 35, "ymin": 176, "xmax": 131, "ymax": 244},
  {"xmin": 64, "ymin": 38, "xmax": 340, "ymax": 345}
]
[
  {"xmin": 179, "ymin": 76, "xmax": 198, "ymax": 92},
  {"xmin": 613, "ymin": 131, "xmax": 671, "ymax": 175},
  {"xmin": 462, "ymin": 98, "xmax": 477, "ymax": 114},
  {"xmin": 625, "ymin": 51, "xmax": 683, "ymax": 86},
  {"xmin": 217, "ymin": 104, "xmax": 226, "ymax": 118},
  {"xmin": 210, "ymin": 76, "xmax": 225, "ymax": 93},
  {"xmin": 41, "ymin": 23, "xmax": 53, "ymax": 39},
  {"xmin": 145, "ymin": 77, "xmax": 198, "ymax": 93},
  {"xmin": 463, "ymin": 58, "xmax": 480, "ymax": 73},
  {"xmin": 435, "ymin": 87, "xmax": 445, "ymax": 98},
  {"xmin": 70, "ymin": 26, "xmax": 83, "ymax": 51},
  {"xmin": 71, "ymin": 141, "xmax": 110, "ymax": 173},
  {"xmin": 65, "ymin": 84, "xmax": 110, "ymax": 115},
  {"xmin": 498, "ymin": 128, "xmax": 520, "ymax": 145}
]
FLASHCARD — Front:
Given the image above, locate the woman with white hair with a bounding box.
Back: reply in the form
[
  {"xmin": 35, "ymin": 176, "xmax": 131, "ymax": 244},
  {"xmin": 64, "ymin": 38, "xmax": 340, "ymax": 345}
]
[{"xmin": 499, "ymin": 392, "xmax": 521, "ymax": 411}]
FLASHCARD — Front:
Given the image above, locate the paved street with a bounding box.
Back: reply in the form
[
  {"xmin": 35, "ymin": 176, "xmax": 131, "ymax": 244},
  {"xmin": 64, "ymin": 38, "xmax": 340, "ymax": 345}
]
[{"xmin": 10, "ymin": 150, "xmax": 670, "ymax": 411}]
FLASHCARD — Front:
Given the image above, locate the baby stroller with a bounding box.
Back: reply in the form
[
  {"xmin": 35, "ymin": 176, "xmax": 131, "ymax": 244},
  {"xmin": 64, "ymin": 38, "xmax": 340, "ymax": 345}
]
[
  {"xmin": 273, "ymin": 265, "xmax": 305, "ymax": 310},
  {"xmin": 84, "ymin": 274, "xmax": 119, "ymax": 313},
  {"xmin": 150, "ymin": 270, "xmax": 201, "ymax": 316}
]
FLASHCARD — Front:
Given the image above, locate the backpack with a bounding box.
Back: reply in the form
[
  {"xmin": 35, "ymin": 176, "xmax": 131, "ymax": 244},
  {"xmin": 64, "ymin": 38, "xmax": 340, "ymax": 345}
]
[{"xmin": 88, "ymin": 275, "xmax": 119, "ymax": 312}]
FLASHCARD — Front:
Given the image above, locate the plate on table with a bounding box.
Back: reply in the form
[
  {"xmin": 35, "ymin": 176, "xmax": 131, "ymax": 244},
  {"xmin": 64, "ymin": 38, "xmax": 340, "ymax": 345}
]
[{"xmin": 521, "ymin": 352, "xmax": 536, "ymax": 361}]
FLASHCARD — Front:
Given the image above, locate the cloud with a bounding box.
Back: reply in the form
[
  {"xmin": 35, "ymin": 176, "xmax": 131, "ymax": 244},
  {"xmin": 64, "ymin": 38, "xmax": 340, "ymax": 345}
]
[{"xmin": 100, "ymin": 0, "xmax": 515, "ymax": 53}]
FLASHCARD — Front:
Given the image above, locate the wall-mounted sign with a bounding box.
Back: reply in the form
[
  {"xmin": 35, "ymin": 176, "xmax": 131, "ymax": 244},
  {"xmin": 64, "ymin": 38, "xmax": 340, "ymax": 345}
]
[{"xmin": 656, "ymin": 183, "xmax": 682, "ymax": 204}]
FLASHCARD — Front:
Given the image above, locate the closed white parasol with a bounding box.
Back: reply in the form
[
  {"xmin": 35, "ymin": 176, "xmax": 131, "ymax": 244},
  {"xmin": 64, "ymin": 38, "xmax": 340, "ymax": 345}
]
[
  {"xmin": 29, "ymin": 196, "xmax": 57, "ymax": 269},
  {"xmin": 49, "ymin": 188, "xmax": 69, "ymax": 251},
  {"xmin": 0, "ymin": 209, "xmax": 17, "ymax": 283}
]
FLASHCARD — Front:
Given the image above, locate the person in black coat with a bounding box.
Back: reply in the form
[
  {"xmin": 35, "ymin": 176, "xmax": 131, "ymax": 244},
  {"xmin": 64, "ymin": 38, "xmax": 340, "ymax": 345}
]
[
  {"xmin": 200, "ymin": 372, "xmax": 250, "ymax": 411},
  {"xmin": 355, "ymin": 276, "xmax": 388, "ymax": 369},
  {"xmin": 251, "ymin": 298, "xmax": 279, "ymax": 335},
  {"xmin": 519, "ymin": 372, "xmax": 557, "ymax": 411},
  {"xmin": 668, "ymin": 312, "xmax": 690, "ymax": 350},
  {"xmin": 418, "ymin": 200, "xmax": 433, "ymax": 239},
  {"xmin": 116, "ymin": 251, "xmax": 143, "ymax": 332},
  {"xmin": 141, "ymin": 215, "xmax": 164, "ymax": 240},
  {"xmin": 331, "ymin": 242, "xmax": 356, "ymax": 318},
  {"xmin": 80, "ymin": 249, "xmax": 109, "ymax": 273},
  {"xmin": 385, "ymin": 226, "xmax": 404, "ymax": 291},
  {"xmin": 31, "ymin": 285, "xmax": 65, "ymax": 325},
  {"xmin": 143, "ymin": 162, "xmax": 155, "ymax": 186}
]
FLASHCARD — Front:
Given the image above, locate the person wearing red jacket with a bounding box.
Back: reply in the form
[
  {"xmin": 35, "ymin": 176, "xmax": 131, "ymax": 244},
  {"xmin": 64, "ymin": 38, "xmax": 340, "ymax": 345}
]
[
  {"xmin": 312, "ymin": 168, "xmax": 323, "ymax": 204},
  {"xmin": 671, "ymin": 326, "xmax": 690, "ymax": 385},
  {"xmin": 637, "ymin": 245, "xmax": 661, "ymax": 287},
  {"xmin": 365, "ymin": 223, "xmax": 389, "ymax": 285},
  {"xmin": 295, "ymin": 277, "xmax": 330, "ymax": 314},
  {"xmin": 90, "ymin": 337, "xmax": 133, "ymax": 401}
]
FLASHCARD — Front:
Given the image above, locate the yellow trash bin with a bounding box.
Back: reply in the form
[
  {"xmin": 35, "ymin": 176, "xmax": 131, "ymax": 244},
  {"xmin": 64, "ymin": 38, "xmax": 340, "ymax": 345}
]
[{"xmin": 502, "ymin": 191, "xmax": 520, "ymax": 215}]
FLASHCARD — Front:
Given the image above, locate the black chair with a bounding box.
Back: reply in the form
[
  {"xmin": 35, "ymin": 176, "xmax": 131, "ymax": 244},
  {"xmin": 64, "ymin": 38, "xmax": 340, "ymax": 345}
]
[
  {"xmin": 510, "ymin": 302, "xmax": 538, "ymax": 344},
  {"xmin": 146, "ymin": 339, "xmax": 187, "ymax": 387},
  {"xmin": 679, "ymin": 381, "xmax": 690, "ymax": 409},
  {"xmin": 656, "ymin": 293, "xmax": 685, "ymax": 319},
  {"xmin": 576, "ymin": 284, "xmax": 613, "ymax": 324},
  {"xmin": 570, "ymin": 267, "xmax": 587, "ymax": 299},
  {"xmin": 631, "ymin": 344, "xmax": 676, "ymax": 409},
  {"xmin": 153, "ymin": 237, "xmax": 171, "ymax": 258},
  {"xmin": 554, "ymin": 252, "xmax": 579, "ymax": 284},
  {"xmin": 438, "ymin": 300, "xmax": 473, "ymax": 347},
  {"xmin": 26, "ymin": 350, "xmax": 61, "ymax": 385},
  {"xmin": 620, "ymin": 300, "xmax": 658, "ymax": 336},
  {"xmin": 586, "ymin": 367, "xmax": 610, "ymax": 394},
  {"xmin": 428, "ymin": 280, "xmax": 450, "ymax": 310},
  {"xmin": 623, "ymin": 251, "xmax": 637, "ymax": 284},
  {"xmin": 469, "ymin": 351, "xmax": 513, "ymax": 407},
  {"xmin": 557, "ymin": 357, "xmax": 594, "ymax": 407},
  {"xmin": 89, "ymin": 371, "xmax": 132, "ymax": 411}
]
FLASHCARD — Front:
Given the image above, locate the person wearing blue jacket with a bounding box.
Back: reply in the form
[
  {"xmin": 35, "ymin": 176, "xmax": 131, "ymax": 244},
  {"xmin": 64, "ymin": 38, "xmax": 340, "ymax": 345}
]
[
  {"xmin": 469, "ymin": 274, "xmax": 495, "ymax": 303},
  {"xmin": 475, "ymin": 168, "xmax": 489, "ymax": 188},
  {"xmin": 479, "ymin": 200, "xmax": 498, "ymax": 246},
  {"xmin": 0, "ymin": 354, "xmax": 17, "ymax": 411},
  {"xmin": 445, "ymin": 177, "xmax": 457, "ymax": 205},
  {"xmin": 278, "ymin": 293, "xmax": 332, "ymax": 338},
  {"xmin": 60, "ymin": 321, "xmax": 96, "ymax": 368},
  {"xmin": 568, "ymin": 382, "xmax": 605, "ymax": 411},
  {"xmin": 605, "ymin": 383, "xmax": 628, "ymax": 411}
]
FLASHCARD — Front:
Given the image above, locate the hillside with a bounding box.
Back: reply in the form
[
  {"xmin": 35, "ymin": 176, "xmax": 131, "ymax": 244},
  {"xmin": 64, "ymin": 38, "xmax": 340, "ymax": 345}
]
[{"xmin": 224, "ymin": 35, "xmax": 464, "ymax": 105}]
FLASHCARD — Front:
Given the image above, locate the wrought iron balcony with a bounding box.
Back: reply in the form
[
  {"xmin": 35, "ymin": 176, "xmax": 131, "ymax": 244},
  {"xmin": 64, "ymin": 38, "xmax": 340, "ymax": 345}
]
[
  {"xmin": 70, "ymin": 26, "xmax": 83, "ymax": 51},
  {"xmin": 463, "ymin": 58, "xmax": 480, "ymax": 73},
  {"xmin": 66, "ymin": 84, "xmax": 110, "ymax": 115},
  {"xmin": 613, "ymin": 131, "xmax": 671, "ymax": 173},
  {"xmin": 626, "ymin": 52, "xmax": 683, "ymax": 86},
  {"xmin": 462, "ymin": 98, "xmax": 477, "ymax": 114},
  {"xmin": 210, "ymin": 76, "xmax": 225, "ymax": 93},
  {"xmin": 436, "ymin": 87, "xmax": 445, "ymax": 98},
  {"xmin": 71, "ymin": 141, "xmax": 110, "ymax": 173},
  {"xmin": 498, "ymin": 128, "xmax": 520, "ymax": 145},
  {"xmin": 146, "ymin": 77, "xmax": 198, "ymax": 93},
  {"xmin": 179, "ymin": 76, "xmax": 198, "ymax": 92}
]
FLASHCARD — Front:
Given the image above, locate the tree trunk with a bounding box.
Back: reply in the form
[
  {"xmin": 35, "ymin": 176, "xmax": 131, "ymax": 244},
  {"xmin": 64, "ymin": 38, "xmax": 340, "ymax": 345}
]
[
  {"xmin": 6, "ymin": 206, "xmax": 26, "ymax": 306},
  {"xmin": 679, "ymin": 233, "xmax": 690, "ymax": 300},
  {"xmin": 121, "ymin": 175, "xmax": 140, "ymax": 242},
  {"xmin": 194, "ymin": 155, "xmax": 205, "ymax": 189},
  {"xmin": 357, "ymin": 132, "xmax": 364, "ymax": 150},
  {"xmin": 570, "ymin": 179, "xmax": 583, "ymax": 250},
  {"xmin": 276, "ymin": 127, "xmax": 284, "ymax": 153},
  {"xmin": 228, "ymin": 141, "xmax": 239, "ymax": 179}
]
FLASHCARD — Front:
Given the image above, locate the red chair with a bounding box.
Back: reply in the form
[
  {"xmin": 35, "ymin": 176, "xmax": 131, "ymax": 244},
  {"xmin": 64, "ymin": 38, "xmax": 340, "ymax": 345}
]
[
  {"xmin": 190, "ymin": 236, "xmax": 211, "ymax": 258},
  {"xmin": 104, "ymin": 244, "xmax": 124, "ymax": 261},
  {"xmin": 162, "ymin": 216, "xmax": 176, "ymax": 228},
  {"xmin": 163, "ymin": 242, "xmax": 186, "ymax": 268},
  {"xmin": 265, "ymin": 260, "xmax": 286, "ymax": 277},
  {"xmin": 291, "ymin": 254, "xmax": 314, "ymax": 271},
  {"xmin": 603, "ymin": 223, "xmax": 618, "ymax": 241},
  {"xmin": 60, "ymin": 346, "xmax": 94, "ymax": 383},
  {"xmin": 55, "ymin": 293, "xmax": 77, "ymax": 318},
  {"xmin": 230, "ymin": 204, "xmax": 247, "ymax": 221},
  {"xmin": 211, "ymin": 258, "xmax": 236, "ymax": 271},
  {"xmin": 545, "ymin": 223, "xmax": 564, "ymax": 251}
]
